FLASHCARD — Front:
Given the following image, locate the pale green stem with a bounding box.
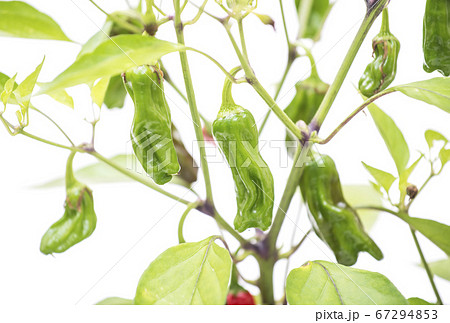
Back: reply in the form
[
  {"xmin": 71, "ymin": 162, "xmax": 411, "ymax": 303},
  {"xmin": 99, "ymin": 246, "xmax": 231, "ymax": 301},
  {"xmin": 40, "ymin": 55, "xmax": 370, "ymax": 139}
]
[
  {"xmin": 174, "ymin": 0, "xmax": 214, "ymax": 203},
  {"xmin": 312, "ymin": 0, "xmax": 389, "ymax": 129},
  {"xmin": 178, "ymin": 201, "xmax": 200, "ymax": 243}
]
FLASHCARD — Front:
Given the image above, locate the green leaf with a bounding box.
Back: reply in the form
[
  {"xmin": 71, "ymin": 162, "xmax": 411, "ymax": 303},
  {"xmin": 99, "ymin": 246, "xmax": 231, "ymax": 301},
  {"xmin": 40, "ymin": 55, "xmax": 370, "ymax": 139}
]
[
  {"xmin": 104, "ymin": 74, "xmax": 127, "ymax": 109},
  {"xmin": 36, "ymin": 83, "xmax": 74, "ymax": 109},
  {"xmin": 361, "ymin": 162, "xmax": 397, "ymax": 194},
  {"xmin": 399, "ymin": 155, "xmax": 423, "ymax": 194},
  {"xmin": 134, "ymin": 236, "xmax": 232, "ymax": 305},
  {"xmin": 34, "ymin": 154, "xmax": 193, "ymax": 189},
  {"xmin": 38, "ymin": 35, "xmax": 184, "ymax": 94},
  {"xmin": 286, "ymin": 260, "xmax": 408, "ymax": 305},
  {"xmin": 342, "ymin": 185, "xmax": 381, "ymax": 231},
  {"xmin": 96, "ymin": 297, "xmax": 133, "ymax": 305},
  {"xmin": 396, "ymin": 213, "xmax": 450, "ymax": 256},
  {"xmin": 407, "ymin": 297, "xmax": 433, "ymax": 305},
  {"xmin": 0, "ymin": 1, "xmax": 71, "ymax": 41},
  {"xmin": 77, "ymin": 21, "xmax": 113, "ymax": 58},
  {"xmin": 91, "ymin": 78, "xmax": 110, "ymax": 108},
  {"xmin": 393, "ymin": 78, "xmax": 450, "ymax": 113},
  {"xmin": 368, "ymin": 103, "xmax": 410, "ymax": 175},
  {"xmin": 14, "ymin": 58, "xmax": 45, "ymax": 110},
  {"xmin": 425, "ymin": 130, "xmax": 447, "ymax": 150},
  {"xmin": 426, "ymin": 258, "xmax": 450, "ymax": 281},
  {"xmin": 439, "ymin": 148, "xmax": 450, "ymax": 167},
  {"xmin": 1, "ymin": 73, "xmax": 17, "ymax": 107}
]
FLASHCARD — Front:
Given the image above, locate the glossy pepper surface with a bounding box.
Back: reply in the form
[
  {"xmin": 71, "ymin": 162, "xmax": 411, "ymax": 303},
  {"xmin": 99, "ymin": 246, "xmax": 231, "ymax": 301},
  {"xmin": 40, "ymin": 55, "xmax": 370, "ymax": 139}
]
[
  {"xmin": 284, "ymin": 50, "xmax": 328, "ymax": 156},
  {"xmin": 423, "ymin": 0, "xmax": 450, "ymax": 76},
  {"xmin": 359, "ymin": 9, "xmax": 400, "ymax": 97},
  {"xmin": 124, "ymin": 65, "xmax": 180, "ymax": 185},
  {"xmin": 40, "ymin": 153, "xmax": 97, "ymax": 254},
  {"xmin": 213, "ymin": 69, "xmax": 274, "ymax": 232},
  {"xmin": 299, "ymin": 155, "xmax": 383, "ymax": 266}
]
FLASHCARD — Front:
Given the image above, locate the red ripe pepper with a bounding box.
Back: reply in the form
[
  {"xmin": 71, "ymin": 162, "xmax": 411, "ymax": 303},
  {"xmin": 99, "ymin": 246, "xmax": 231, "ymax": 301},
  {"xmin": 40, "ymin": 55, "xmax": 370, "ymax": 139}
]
[{"xmin": 226, "ymin": 291, "xmax": 256, "ymax": 305}]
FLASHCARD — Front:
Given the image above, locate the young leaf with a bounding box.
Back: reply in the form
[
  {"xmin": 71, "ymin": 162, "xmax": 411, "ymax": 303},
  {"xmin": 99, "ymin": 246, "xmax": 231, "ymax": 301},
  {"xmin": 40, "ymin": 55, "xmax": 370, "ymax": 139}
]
[
  {"xmin": 368, "ymin": 103, "xmax": 410, "ymax": 175},
  {"xmin": 0, "ymin": 1, "xmax": 71, "ymax": 41},
  {"xmin": 103, "ymin": 74, "xmax": 127, "ymax": 109},
  {"xmin": 398, "ymin": 155, "xmax": 423, "ymax": 193},
  {"xmin": 342, "ymin": 185, "xmax": 382, "ymax": 231},
  {"xmin": 286, "ymin": 260, "xmax": 408, "ymax": 305},
  {"xmin": 134, "ymin": 236, "xmax": 232, "ymax": 305},
  {"xmin": 91, "ymin": 78, "xmax": 110, "ymax": 108},
  {"xmin": 1, "ymin": 73, "xmax": 17, "ymax": 107},
  {"xmin": 396, "ymin": 213, "xmax": 450, "ymax": 256},
  {"xmin": 36, "ymin": 83, "xmax": 74, "ymax": 109},
  {"xmin": 426, "ymin": 258, "xmax": 450, "ymax": 281},
  {"xmin": 361, "ymin": 162, "xmax": 397, "ymax": 194},
  {"xmin": 425, "ymin": 130, "xmax": 447, "ymax": 150},
  {"xmin": 13, "ymin": 58, "xmax": 45, "ymax": 110},
  {"xmin": 393, "ymin": 78, "xmax": 450, "ymax": 113},
  {"xmin": 38, "ymin": 35, "xmax": 184, "ymax": 94},
  {"xmin": 439, "ymin": 148, "xmax": 450, "ymax": 167},
  {"xmin": 77, "ymin": 21, "xmax": 114, "ymax": 58},
  {"xmin": 96, "ymin": 297, "xmax": 133, "ymax": 305},
  {"xmin": 407, "ymin": 297, "xmax": 433, "ymax": 305}
]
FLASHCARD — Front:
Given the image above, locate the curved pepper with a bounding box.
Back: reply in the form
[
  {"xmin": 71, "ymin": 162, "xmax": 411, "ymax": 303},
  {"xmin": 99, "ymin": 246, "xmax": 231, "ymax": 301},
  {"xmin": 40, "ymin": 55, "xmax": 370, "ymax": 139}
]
[
  {"xmin": 359, "ymin": 9, "xmax": 400, "ymax": 97},
  {"xmin": 299, "ymin": 154, "xmax": 383, "ymax": 266},
  {"xmin": 123, "ymin": 65, "xmax": 180, "ymax": 185},
  {"xmin": 295, "ymin": 0, "xmax": 333, "ymax": 41},
  {"xmin": 40, "ymin": 153, "xmax": 97, "ymax": 254},
  {"xmin": 423, "ymin": 0, "xmax": 450, "ymax": 76},
  {"xmin": 284, "ymin": 50, "xmax": 328, "ymax": 157},
  {"xmin": 213, "ymin": 69, "xmax": 274, "ymax": 232}
]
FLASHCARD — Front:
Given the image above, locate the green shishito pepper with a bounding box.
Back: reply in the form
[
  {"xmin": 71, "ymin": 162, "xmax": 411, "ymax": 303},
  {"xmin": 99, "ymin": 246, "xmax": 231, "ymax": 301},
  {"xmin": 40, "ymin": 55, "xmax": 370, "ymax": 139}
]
[
  {"xmin": 300, "ymin": 155, "xmax": 383, "ymax": 266},
  {"xmin": 40, "ymin": 153, "xmax": 97, "ymax": 254},
  {"xmin": 213, "ymin": 69, "xmax": 274, "ymax": 232},
  {"xmin": 123, "ymin": 65, "xmax": 180, "ymax": 185},
  {"xmin": 284, "ymin": 50, "xmax": 328, "ymax": 156},
  {"xmin": 359, "ymin": 8, "xmax": 400, "ymax": 97},
  {"xmin": 423, "ymin": 0, "xmax": 450, "ymax": 76},
  {"xmin": 295, "ymin": 0, "xmax": 333, "ymax": 41}
]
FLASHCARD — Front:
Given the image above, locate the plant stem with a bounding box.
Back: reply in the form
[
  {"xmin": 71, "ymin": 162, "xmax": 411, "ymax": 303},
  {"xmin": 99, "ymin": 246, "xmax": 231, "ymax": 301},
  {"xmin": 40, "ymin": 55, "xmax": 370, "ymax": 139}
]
[
  {"xmin": 259, "ymin": 59, "xmax": 293, "ymax": 133},
  {"xmin": 29, "ymin": 105, "xmax": 75, "ymax": 146},
  {"xmin": 213, "ymin": 210, "xmax": 248, "ymax": 246},
  {"xmin": 311, "ymin": 0, "xmax": 389, "ymax": 130},
  {"xmin": 88, "ymin": 0, "xmax": 143, "ymax": 34},
  {"xmin": 185, "ymin": 47, "xmax": 236, "ymax": 81},
  {"xmin": 20, "ymin": 130, "xmax": 75, "ymax": 151},
  {"xmin": 90, "ymin": 151, "xmax": 191, "ymax": 205},
  {"xmin": 184, "ymin": 0, "xmax": 209, "ymax": 26},
  {"xmin": 178, "ymin": 201, "xmax": 200, "ymax": 243},
  {"xmin": 256, "ymin": 257, "xmax": 275, "ymax": 304},
  {"xmin": 268, "ymin": 142, "xmax": 310, "ymax": 247},
  {"xmin": 237, "ymin": 19, "xmax": 249, "ymax": 62},
  {"xmin": 317, "ymin": 88, "xmax": 396, "ymax": 144},
  {"xmin": 410, "ymin": 228, "xmax": 443, "ymax": 305},
  {"xmin": 224, "ymin": 25, "xmax": 303, "ymax": 140},
  {"xmin": 174, "ymin": 0, "xmax": 214, "ymax": 204}
]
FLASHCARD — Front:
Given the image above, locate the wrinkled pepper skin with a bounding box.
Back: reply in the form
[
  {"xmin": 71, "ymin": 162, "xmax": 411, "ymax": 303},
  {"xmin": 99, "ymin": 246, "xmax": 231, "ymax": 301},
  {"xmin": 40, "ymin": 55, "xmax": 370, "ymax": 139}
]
[
  {"xmin": 359, "ymin": 9, "xmax": 400, "ymax": 97},
  {"xmin": 423, "ymin": 0, "xmax": 450, "ymax": 76},
  {"xmin": 124, "ymin": 65, "xmax": 180, "ymax": 185},
  {"xmin": 40, "ymin": 154, "xmax": 97, "ymax": 254},
  {"xmin": 213, "ymin": 69, "xmax": 274, "ymax": 232},
  {"xmin": 300, "ymin": 155, "xmax": 383, "ymax": 266}
]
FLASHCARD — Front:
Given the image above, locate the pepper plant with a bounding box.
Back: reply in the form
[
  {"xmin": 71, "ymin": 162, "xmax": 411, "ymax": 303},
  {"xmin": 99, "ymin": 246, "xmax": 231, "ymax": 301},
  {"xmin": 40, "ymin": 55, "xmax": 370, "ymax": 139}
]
[{"xmin": 1, "ymin": 0, "xmax": 450, "ymax": 305}]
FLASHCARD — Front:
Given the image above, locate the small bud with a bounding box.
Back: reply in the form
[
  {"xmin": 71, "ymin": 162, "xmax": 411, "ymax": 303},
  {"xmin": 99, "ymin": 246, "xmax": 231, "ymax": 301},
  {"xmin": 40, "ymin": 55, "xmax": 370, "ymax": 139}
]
[
  {"xmin": 406, "ymin": 185, "xmax": 419, "ymax": 200},
  {"xmin": 252, "ymin": 13, "xmax": 275, "ymax": 30}
]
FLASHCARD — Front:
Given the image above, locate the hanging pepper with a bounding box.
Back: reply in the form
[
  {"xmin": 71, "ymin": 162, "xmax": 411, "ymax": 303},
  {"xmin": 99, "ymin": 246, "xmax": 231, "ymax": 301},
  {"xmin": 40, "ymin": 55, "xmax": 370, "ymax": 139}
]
[
  {"xmin": 359, "ymin": 9, "xmax": 400, "ymax": 97},
  {"xmin": 358, "ymin": 9, "xmax": 400, "ymax": 97},
  {"xmin": 123, "ymin": 65, "xmax": 180, "ymax": 185},
  {"xmin": 423, "ymin": 0, "xmax": 450, "ymax": 76},
  {"xmin": 213, "ymin": 69, "xmax": 274, "ymax": 232},
  {"xmin": 295, "ymin": 0, "xmax": 333, "ymax": 41},
  {"xmin": 284, "ymin": 49, "xmax": 328, "ymax": 156},
  {"xmin": 40, "ymin": 152, "xmax": 97, "ymax": 254},
  {"xmin": 299, "ymin": 154, "xmax": 383, "ymax": 266}
]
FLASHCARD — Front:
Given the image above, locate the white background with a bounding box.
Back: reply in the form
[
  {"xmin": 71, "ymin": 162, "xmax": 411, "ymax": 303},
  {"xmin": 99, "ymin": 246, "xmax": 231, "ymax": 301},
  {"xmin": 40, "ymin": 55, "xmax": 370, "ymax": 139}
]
[{"xmin": 1, "ymin": 0, "xmax": 450, "ymax": 314}]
